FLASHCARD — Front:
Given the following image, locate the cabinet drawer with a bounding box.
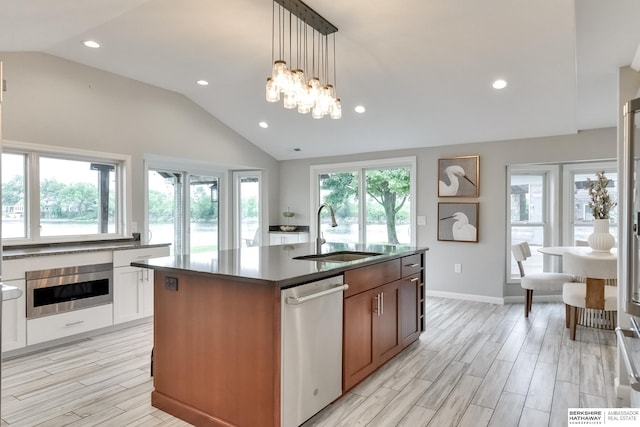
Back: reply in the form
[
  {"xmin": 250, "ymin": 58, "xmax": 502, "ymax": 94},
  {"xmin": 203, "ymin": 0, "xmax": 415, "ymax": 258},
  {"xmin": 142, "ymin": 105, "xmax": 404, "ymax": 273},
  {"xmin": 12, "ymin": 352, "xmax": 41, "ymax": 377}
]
[
  {"xmin": 401, "ymin": 254, "xmax": 422, "ymax": 277},
  {"xmin": 27, "ymin": 304, "xmax": 113, "ymax": 345},
  {"xmin": 344, "ymin": 259, "xmax": 401, "ymax": 297},
  {"xmin": 113, "ymin": 246, "xmax": 170, "ymax": 267}
]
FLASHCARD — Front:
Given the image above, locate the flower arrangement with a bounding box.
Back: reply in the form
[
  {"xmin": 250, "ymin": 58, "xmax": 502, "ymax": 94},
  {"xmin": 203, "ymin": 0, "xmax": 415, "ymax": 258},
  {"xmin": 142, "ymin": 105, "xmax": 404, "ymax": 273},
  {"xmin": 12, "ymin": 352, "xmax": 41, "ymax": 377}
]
[{"xmin": 587, "ymin": 171, "xmax": 617, "ymax": 220}]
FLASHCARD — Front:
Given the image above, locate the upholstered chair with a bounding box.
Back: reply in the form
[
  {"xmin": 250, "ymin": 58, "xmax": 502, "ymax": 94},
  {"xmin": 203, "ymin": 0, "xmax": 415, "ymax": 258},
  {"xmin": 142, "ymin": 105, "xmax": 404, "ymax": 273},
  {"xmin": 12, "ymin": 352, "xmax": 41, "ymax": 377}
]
[{"xmin": 512, "ymin": 242, "xmax": 574, "ymax": 318}]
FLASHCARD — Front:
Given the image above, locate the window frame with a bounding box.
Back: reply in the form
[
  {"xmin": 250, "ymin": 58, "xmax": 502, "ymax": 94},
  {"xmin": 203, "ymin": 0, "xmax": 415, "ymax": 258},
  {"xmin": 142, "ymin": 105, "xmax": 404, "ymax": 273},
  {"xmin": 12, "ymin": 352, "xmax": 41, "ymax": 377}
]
[
  {"xmin": 2, "ymin": 140, "xmax": 131, "ymax": 245},
  {"xmin": 233, "ymin": 170, "xmax": 263, "ymax": 249},
  {"xmin": 310, "ymin": 156, "xmax": 417, "ymax": 246},
  {"xmin": 506, "ymin": 164, "xmax": 560, "ymax": 282},
  {"xmin": 144, "ymin": 156, "xmax": 228, "ymax": 254},
  {"xmin": 561, "ymin": 161, "xmax": 617, "ymax": 246}
]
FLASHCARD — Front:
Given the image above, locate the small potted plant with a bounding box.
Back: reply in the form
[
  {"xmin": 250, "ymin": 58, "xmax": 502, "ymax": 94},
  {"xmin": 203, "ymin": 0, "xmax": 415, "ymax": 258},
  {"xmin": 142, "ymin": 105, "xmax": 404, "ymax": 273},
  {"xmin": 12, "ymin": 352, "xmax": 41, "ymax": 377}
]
[{"xmin": 586, "ymin": 171, "xmax": 617, "ymax": 252}]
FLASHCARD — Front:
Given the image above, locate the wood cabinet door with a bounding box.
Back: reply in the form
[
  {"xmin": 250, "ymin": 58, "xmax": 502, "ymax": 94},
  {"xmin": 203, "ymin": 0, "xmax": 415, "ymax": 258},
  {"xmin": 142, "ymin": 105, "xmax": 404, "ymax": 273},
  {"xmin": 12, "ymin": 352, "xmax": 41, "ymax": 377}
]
[
  {"xmin": 374, "ymin": 281, "xmax": 401, "ymax": 365},
  {"xmin": 399, "ymin": 273, "xmax": 421, "ymax": 347},
  {"xmin": 343, "ymin": 289, "xmax": 376, "ymax": 391}
]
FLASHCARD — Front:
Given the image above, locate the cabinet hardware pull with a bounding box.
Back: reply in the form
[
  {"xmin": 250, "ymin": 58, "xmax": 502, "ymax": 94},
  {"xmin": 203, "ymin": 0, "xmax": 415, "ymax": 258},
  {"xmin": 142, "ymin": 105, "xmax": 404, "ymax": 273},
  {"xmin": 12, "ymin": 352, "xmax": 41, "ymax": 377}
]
[
  {"xmin": 372, "ymin": 294, "xmax": 379, "ymax": 315},
  {"xmin": 410, "ymin": 277, "xmax": 419, "ymax": 282},
  {"xmin": 380, "ymin": 292, "xmax": 384, "ymax": 316},
  {"xmin": 406, "ymin": 263, "xmax": 419, "ymax": 268},
  {"xmin": 286, "ymin": 284, "xmax": 349, "ymax": 305},
  {"xmin": 65, "ymin": 320, "xmax": 85, "ymax": 327}
]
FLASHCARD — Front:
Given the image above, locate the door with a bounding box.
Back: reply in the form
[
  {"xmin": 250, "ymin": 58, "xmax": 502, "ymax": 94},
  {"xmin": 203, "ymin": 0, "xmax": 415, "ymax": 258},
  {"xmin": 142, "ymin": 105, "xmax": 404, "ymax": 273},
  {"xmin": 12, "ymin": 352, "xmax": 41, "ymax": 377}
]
[
  {"xmin": 343, "ymin": 288, "xmax": 376, "ymax": 390},
  {"xmin": 399, "ymin": 274, "xmax": 421, "ymax": 347},
  {"xmin": 147, "ymin": 169, "xmax": 219, "ymax": 255},
  {"xmin": 374, "ymin": 281, "xmax": 400, "ymax": 364}
]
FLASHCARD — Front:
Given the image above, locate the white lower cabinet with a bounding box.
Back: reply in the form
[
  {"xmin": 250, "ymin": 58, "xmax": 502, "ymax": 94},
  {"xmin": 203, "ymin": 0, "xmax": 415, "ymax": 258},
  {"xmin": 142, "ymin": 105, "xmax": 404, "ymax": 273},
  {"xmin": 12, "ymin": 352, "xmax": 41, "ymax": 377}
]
[
  {"xmin": 27, "ymin": 304, "xmax": 113, "ymax": 346},
  {"xmin": 113, "ymin": 266, "xmax": 154, "ymax": 324},
  {"xmin": 2, "ymin": 279, "xmax": 26, "ymax": 352}
]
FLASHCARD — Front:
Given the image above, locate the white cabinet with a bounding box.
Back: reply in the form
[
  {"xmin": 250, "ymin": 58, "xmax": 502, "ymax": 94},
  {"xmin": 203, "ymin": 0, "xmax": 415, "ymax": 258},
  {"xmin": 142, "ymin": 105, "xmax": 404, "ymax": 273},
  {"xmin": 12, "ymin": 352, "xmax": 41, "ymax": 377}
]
[
  {"xmin": 2, "ymin": 278, "xmax": 26, "ymax": 352},
  {"xmin": 113, "ymin": 246, "xmax": 169, "ymax": 324},
  {"xmin": 27, "ymin": 304, "xmax": 113, "ymax": 345},
  {"xmin": 269, "ymin": 232, "xmax": 309, "ymax": 246}
]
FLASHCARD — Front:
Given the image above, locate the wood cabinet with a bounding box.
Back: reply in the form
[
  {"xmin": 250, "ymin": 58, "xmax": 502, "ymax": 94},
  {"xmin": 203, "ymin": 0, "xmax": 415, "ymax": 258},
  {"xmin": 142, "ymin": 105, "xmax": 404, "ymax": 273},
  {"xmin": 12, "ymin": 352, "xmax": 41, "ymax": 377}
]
[{"xmin": 343, "ymin": 253, "xmax": 424, "ymax": 391}]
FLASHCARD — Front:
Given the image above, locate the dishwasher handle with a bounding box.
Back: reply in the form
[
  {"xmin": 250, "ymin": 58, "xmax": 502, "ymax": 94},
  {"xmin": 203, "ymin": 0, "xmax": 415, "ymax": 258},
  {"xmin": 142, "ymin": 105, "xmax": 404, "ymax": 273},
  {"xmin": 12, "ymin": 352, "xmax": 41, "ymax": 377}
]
[
  {"xmin": 615, "ymin": 326, "xmax": 640, "ymax": 392},
  {"xmin": 286, "ymin": 284, "xmax": 349, "ymax": 305}
]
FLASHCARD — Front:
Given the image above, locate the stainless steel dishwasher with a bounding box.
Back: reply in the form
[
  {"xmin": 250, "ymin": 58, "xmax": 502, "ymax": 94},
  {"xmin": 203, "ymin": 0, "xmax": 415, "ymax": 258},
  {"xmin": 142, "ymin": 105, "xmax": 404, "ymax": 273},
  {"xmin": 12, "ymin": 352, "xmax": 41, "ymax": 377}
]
[{"xmin": 281, "ymin": 275, "xmax": 348, "ymax": 427}]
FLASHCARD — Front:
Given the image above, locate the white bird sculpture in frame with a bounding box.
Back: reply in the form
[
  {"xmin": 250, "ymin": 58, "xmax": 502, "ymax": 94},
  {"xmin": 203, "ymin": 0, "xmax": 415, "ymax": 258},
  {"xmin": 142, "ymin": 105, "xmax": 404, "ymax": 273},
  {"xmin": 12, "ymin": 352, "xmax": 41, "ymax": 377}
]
[
  {"xmin": 439, "ymin": 212, "xmax": 477, "ymax": 241},
  {"xmin": 439, "ymin": 165, "xmax": 476, "ymax": 196}
]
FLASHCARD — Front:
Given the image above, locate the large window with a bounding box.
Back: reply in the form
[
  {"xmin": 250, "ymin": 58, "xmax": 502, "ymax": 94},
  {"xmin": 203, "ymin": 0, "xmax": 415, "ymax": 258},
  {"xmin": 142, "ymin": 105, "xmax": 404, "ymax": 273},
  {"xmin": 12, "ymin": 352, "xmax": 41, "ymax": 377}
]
[
  {"xmin": 507, "ymin": 161, "xmax": 617, "ymax": 281},
  {"xmin": 2, "ymin": 143, "xmax": 128, "ymax": 243},
  {"xmin": 312, "ymin": 158, "xmax": 415, "ymax": 246}
]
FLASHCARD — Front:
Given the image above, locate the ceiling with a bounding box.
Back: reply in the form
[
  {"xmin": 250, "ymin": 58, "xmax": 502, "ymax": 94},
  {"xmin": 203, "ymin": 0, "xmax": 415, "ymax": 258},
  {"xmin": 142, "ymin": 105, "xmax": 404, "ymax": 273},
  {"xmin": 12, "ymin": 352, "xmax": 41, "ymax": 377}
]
[{"xmin": 1, "ymin": 0, "xmax": 640, "ymax": 161}]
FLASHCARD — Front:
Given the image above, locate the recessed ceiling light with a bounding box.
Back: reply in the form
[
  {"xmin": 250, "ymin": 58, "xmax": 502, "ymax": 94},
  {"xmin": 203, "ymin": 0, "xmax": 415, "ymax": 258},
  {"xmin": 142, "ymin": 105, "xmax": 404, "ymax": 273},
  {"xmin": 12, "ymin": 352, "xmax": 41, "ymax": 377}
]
[
  {"xmin": 83, "ymin": 40, "xmax": 100, "ymax": 49},
  {"xmin": 492, "ymin": 79, "xmax": 507, "ymax": 89},
  {"xmin": 258, "ymin": 121, "xmax": 269, "ymax": 129},
  {"xmin": 196, "ymin": 80, "xmax": 209, "ymax": 86},
  {"xmin": 354, "ymin": 105, "xmax": 366, "ymax": 114}
]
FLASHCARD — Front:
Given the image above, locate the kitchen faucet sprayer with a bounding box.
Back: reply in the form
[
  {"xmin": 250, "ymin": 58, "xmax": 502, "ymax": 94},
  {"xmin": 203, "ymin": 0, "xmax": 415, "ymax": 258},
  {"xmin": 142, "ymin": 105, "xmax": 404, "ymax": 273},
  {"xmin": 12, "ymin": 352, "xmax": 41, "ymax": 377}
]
[{"xmin": 316, "ymin": 203, "xmax": 338, "ymax": 254}]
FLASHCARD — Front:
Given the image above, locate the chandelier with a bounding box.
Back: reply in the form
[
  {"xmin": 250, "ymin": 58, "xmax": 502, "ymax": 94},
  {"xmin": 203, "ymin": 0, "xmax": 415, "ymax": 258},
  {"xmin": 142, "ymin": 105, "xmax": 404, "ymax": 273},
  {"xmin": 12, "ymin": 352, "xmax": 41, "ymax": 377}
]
[{"xmin": 265, "ymin": 0, "xmax": 341, "ymax": 119}]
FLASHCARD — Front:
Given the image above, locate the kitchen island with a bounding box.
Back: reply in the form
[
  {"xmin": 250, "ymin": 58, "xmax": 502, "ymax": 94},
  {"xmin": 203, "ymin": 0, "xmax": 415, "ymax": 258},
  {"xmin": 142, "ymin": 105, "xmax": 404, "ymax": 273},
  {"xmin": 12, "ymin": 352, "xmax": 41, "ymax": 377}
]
[{"xmin": 133, "ymin": 242, "xmax": 427, "ymax": 427}]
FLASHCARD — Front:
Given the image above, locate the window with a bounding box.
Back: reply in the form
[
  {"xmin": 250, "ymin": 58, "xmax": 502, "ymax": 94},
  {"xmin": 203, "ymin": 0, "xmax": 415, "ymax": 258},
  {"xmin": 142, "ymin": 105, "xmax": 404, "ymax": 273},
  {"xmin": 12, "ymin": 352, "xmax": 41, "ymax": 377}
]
[
  {"xmin": 311, "ymin": 158, "xmax": 415, "ymax": 246},
  {"xmin": 234, "ymin": 171, "xmax": 262, "ymax": 248},
  {"xmin": 508, "ymin": 171, "xmax": 552, "ymax": 278},
  {"xmin": 1, "ymin": 143, "xmax": 129, "ymax": 244},
  {"xmin": 507, "ymin": 161, "xmax": 617, "ymax": 282},
  {"xmin": 563, "ymin": 163, "xmax": 618, "ymax": 245},
  {"xmin": 147, "ymin": 168, "xmax": 220, "ymax": 256}
]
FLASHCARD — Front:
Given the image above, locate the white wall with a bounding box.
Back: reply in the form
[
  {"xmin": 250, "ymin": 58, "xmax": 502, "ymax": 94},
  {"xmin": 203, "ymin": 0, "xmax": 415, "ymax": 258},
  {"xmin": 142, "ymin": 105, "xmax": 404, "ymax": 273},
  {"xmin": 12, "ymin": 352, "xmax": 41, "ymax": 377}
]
[
  {"xmin": 280, "ymin": 128, "xmax": 616, "ymax": 301},
  {"xmin": 0, "ymin": 52, "xmax": 280, "ymax": 244}
]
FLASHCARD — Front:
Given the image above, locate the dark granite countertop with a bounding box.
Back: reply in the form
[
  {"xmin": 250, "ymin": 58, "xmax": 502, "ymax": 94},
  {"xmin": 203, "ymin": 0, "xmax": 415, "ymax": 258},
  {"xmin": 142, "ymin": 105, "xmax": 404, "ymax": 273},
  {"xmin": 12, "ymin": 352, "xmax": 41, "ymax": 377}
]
[
  {"xmin": 132, "ymin": 242, "xmax": 428, "ymax": 288},
  {"xmin": 2, "ymin": 238, "xmax": 170, "ymax": 260}
]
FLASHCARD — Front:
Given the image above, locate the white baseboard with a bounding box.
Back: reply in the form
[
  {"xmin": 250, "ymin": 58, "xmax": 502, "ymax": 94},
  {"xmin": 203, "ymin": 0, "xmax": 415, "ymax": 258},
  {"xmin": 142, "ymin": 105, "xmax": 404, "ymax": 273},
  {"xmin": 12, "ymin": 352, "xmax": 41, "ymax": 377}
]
[
  {"xmin": 503, "ymin": 295, "xmax": 563, "ymax": 304},
  {"xmin": 426, "ymin": 290, "xmax": 504, "ymax": 305}
]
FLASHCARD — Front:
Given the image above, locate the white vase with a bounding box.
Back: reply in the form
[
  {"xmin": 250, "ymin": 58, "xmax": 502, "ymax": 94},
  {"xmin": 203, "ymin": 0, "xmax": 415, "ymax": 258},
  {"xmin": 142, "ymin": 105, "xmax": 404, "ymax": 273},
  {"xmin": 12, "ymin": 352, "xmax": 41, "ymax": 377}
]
[{"xmin": 588, "ymin": 219, "xmax": 615, "ymax": 252}]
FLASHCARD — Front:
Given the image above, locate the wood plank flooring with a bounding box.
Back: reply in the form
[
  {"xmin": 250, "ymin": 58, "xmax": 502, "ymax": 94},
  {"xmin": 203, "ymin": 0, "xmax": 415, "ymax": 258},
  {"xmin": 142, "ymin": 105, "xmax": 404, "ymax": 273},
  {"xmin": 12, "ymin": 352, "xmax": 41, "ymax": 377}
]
[{"xmin": 1, "ymin": 297, "xmax": 622, "ymax": 426}]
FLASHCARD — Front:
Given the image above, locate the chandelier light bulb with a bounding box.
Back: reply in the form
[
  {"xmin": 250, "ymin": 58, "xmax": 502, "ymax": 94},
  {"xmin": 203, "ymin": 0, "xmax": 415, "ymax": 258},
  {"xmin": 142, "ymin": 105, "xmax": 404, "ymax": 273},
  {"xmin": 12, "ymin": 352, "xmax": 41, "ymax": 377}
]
[
  {"xmin": 283, "ymin": 91, "xmax": 298, "ymax": 109},
  {"xmin": 330, "ymin": 98, "xmax": 342, "ymax": 119},
  {"xmin": 266, "ymin": 78, "xmax": 280, "ymax": 102}
]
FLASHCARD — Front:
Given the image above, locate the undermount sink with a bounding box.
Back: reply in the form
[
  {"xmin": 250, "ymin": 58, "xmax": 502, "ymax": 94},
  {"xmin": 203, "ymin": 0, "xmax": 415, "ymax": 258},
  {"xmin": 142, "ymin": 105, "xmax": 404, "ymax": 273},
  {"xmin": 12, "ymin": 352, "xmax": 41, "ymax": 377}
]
[{"xmin": 293, "ymin": 251, "xmax": 382, "ymax": 262}]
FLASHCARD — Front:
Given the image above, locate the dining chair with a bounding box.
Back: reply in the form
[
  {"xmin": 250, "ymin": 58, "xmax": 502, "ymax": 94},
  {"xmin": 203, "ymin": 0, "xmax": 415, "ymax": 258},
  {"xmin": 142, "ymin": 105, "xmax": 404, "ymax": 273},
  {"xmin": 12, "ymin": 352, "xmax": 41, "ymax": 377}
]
[
  {"xmin": 562, "ymin": 252, "xmax": 617, "ymax": 340},
  {"xmin": 511, "ymin": 242, "xmax": 574, "ymax": 318}
]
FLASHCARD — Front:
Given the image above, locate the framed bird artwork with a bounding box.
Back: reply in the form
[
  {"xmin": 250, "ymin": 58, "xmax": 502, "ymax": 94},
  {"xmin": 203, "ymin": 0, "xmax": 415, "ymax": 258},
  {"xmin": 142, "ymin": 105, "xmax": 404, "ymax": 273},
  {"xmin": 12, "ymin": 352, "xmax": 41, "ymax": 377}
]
[
  {"xmin": 438, "ymin": 202, "xmax": 479, "ymax": 242},
  {"xmin": 438, "ymin": 156, "xmax": 479, "ymax": 197}
]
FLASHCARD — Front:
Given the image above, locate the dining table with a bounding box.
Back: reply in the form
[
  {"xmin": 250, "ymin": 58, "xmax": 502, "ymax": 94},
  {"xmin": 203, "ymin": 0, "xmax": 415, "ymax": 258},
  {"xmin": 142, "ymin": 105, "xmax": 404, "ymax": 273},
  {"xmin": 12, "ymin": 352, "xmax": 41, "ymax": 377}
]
[{"xmin": 538, "ymin": 245, "xmax": 618, "ymax": 328}]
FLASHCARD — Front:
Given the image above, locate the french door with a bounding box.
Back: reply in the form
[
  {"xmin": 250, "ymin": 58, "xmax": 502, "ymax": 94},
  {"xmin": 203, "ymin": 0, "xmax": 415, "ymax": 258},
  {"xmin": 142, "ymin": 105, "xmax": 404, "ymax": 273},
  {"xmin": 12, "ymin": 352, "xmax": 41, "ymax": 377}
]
[{"xmin": 147, "ymin": 169, "xmax": 219, "ymax": 255}]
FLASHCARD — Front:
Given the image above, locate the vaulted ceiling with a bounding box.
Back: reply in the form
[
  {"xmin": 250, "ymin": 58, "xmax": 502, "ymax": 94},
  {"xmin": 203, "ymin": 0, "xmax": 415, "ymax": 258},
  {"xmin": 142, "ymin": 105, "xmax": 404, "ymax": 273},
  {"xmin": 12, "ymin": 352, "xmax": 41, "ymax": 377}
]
[{"xmin": 1, "ymin": 0, "xmax": 639, "ymax": 160}]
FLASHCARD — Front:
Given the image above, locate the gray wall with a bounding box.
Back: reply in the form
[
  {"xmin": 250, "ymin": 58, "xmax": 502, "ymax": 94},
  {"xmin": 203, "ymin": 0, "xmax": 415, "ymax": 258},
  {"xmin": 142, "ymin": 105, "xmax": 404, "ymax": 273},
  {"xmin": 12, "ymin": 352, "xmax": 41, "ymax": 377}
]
[
  {"xmin": 279, "ymin": 128, "xmax": 616, "ymax": 302},
  {"xmin": 0, "ymin": 52, "xmax": 279, "ymax": 245}
]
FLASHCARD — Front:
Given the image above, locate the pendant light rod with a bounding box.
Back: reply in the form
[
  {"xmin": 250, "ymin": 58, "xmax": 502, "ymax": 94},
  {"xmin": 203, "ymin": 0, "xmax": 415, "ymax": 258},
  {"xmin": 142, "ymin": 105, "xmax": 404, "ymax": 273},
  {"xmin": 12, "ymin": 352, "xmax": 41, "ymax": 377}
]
[{"xmin": 274, "ymin": 0, "xmax": 338, "ymax": 36}]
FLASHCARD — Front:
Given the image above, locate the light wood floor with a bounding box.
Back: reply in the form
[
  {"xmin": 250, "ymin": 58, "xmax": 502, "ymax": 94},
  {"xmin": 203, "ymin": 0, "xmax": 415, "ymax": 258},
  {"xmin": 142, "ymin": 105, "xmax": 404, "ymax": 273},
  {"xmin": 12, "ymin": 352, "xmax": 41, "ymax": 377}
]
[{"xmin": 1, "ymin": 297, "xmax": 621, "ymax": 426}]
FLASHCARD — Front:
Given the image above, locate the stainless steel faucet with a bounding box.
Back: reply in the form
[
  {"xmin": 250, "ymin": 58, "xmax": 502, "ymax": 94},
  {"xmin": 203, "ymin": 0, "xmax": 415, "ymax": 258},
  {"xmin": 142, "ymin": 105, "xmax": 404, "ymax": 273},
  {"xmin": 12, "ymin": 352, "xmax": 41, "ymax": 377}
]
[{"xmin": 316, "ymin": 203, "xmax": 338, "ymax": 254}]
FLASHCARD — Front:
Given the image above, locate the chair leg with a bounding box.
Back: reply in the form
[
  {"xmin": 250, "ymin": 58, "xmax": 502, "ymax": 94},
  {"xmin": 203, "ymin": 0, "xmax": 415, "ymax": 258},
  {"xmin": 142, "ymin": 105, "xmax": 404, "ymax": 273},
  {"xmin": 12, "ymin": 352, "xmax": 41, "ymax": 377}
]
[
  {"xmin": 569, "ymin": 306, "xmax": 577, "ymax": 341},
  {"xmin": 528, "ymin": 290, "xmax": 533, "ymax": 314},
  {"xmin": 565, "ymin": 304, "xmax": 570, "ymax": 328},
  {"xmin": 524, "ymin": 289, "xmax": 530, "ymax": 317}
]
